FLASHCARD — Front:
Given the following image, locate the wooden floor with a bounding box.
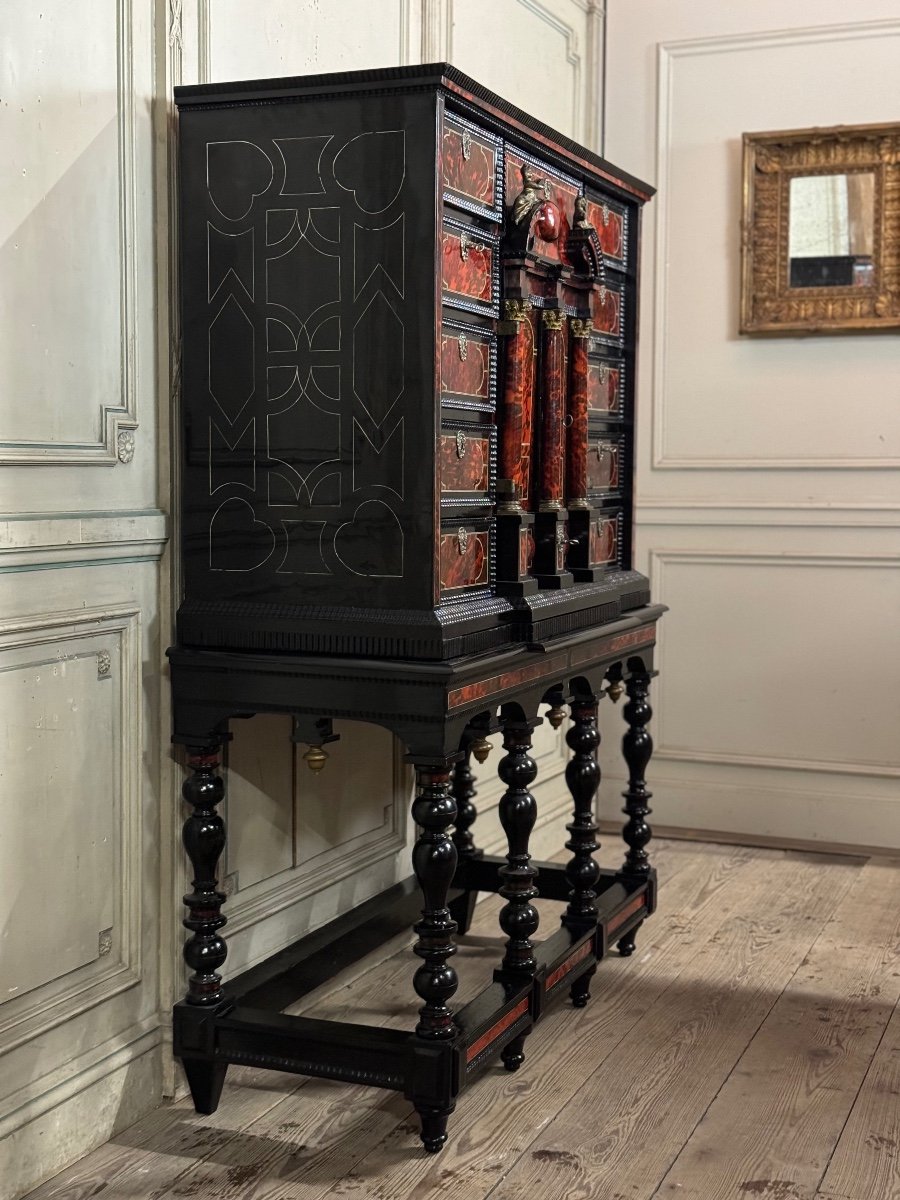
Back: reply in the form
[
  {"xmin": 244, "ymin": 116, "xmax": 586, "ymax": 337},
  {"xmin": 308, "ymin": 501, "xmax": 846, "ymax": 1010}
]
[{"xmin": 25, "ymin": 839, "xmax": 900, "ymax": 1200}]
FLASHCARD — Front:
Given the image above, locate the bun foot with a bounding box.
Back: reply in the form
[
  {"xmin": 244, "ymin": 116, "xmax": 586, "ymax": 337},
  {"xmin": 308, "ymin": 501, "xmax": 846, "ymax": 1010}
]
[
  {"xmin": 617, "ymin": 920, "xmax": 642, "ymax": 957},
  {"xmin": 502, "ymin": 1034, "xmax": 526, "ymax": 1072},
  {"xmin": 418, "ymin": 1107, "xmax": 450, "ymax": 1153},
  {"xmin": 570, "ymin": 967, "xmax": 594, "ymax": 1008}
]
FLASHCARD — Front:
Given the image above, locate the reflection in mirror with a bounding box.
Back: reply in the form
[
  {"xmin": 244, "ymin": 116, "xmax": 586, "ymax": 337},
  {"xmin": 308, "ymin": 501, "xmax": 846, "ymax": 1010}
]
[{"xmin": 788, "ymin": 172, "xmax": 875, "ymax": 288}]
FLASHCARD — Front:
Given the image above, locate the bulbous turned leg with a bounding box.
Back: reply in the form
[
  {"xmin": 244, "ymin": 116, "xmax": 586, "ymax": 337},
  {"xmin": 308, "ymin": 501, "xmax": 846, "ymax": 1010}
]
[
  {"xmin": 619, "ymin": 671, "xmax": 654, "ymax": 956},
  {"xmin": 497, "ymin": 721, "xmax": 540, "ymax": 976},
  {"xmin": 449, "ymin": 746, "xmax": 480, "ymax": 935},
  {"xmin": 182, "ymin": 747, "xmax": 229, "ymax": 1006},
  {"xmin": 410, "ymin": 764, "xmax": 459, "ymax": 1152},
  {"xmin": 563, "ymin": 697, "xmax": 602, "ymax": 932}
]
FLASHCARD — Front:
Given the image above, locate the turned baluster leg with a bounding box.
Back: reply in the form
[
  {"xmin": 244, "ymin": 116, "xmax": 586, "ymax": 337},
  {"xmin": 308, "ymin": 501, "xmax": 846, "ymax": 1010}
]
[
  {"xmin": 181, "ymin": 745, "xmax": 230, "ymax": 1111},
  {"xmin": 496, "ymin": 720, "xmax": 540, "ymax": 1071},
  {"xmin": 449, "ymin": 744, "xmax": 481, "ymax": 935},
  {"xmin": 411, "ymin": 764, "xmax": 459, "ymax": 1152},
  {"xmin": 618, "ymin": 671, "xmax": 654, "ymax": 957},
  {"xmin": 563, "ymin": 697, "xmax": 601, "ymax": 1006}
]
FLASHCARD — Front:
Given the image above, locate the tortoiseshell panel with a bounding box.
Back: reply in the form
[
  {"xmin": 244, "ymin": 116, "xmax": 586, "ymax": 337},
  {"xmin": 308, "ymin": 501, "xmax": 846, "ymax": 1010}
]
[
  {"xmin": 442, "ymin": 114, "xmax": 501, "ymax": 220},
  {"xmin": 441, "ymin": 322, "xmax": 492, "ymax": 404},
  {"xmin": 519, "ymin": 526, "xmax": 535, "ymax": 576},
  {"xmin": 504, "ymin": 148, "xmax": 580, "ymax": 265},
  {"xmin": 442, "ymin": 223, "xmax": 496, "ymax": 313},
  {"xmin": 439, "ymin": 528, "xmax": 489, "ymax": 593},
  {"xmin": 590, "ymin": 513, "xmax": 620, "ymax": 567},
  {"xmin": 587, "ymin": 359, "xmax": 624, "ymax": 418},
  {"xmin": 586, "ymin": 439, "xmax": 621, "ymax": 494},
  {"xmin": 499, "ymin": 309, "xmax": 537, "ymax": 510},
  {"xmin": 439, "ymin": 431, "xmax": 490, "ymax": 495},
  {"xmin": 591, "ymin": 282, "xmax": 623, "ymax": 344},
  {"xmin": 537, "ymin": 316, "xmax": 566, "ymax": 508},
  {"xmin": 566, "ymin": 333, "xmax": 589, "ymax": 504},
  {"xmin": 586, "ymin": 198, "xmax": 627, "ymax": 268}
]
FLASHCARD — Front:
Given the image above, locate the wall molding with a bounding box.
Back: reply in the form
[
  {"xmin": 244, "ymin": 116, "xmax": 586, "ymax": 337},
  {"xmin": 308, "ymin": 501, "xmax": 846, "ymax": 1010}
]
[
  {"xmin": 636, "ymin": 501, "xmax": 900, "ymax": 527},
  {"xmin": 0, "ymin": 0, "xmax": 141, "ymax": 465},
  {"xmin": 223, "ymin": 738, "xmax": 408, "ymax": 938},
  {"xmin": 648, "ymin": 547, "xmax": 900, "ymax": 778},
  {"xmin": 0, "ymin": 510, "xmax": 168, "ymax": 569},
  {"xmin": 0, "ymin": 607, "xmax": 143, "ymax": 1054},
  {"xmin": 651, "ymin": 19, "xmax": 900, "ymax": 470}
]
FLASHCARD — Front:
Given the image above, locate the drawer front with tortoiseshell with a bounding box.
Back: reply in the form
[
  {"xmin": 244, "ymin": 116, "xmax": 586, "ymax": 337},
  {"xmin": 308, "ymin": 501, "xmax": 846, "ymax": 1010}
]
[
  {"xmin": 442, "ymin": 217, "xmax": 500, "ymax": 317},
  {"xmin": 589, "ymin": 510, "xmax": 623, "ymax": 570},
  {"xmin": 586, "ymin": 433, "xmax": 626, "ymax": 499},
  {"xmin": 440, "ymin": 319, "xmax": 497, "ymax": 412},
  {"xmin": 439, "ymin": 421, "xmax": 495, "ymax": 509},
  {"xmin": 587, "ymin": 355, "xmax": 626, "ymax": 421},
  {"xmin": 442, "ymin": 110, "xmax": 504, "ymax": 223},
  {"xmin": 585, "ymin": 193, "xmax": 628, "ymax": 272},
  {"xmin": 591, "ymin": 279, "xmax": 625, "ymax": 348},
  {"xmin": 439, "ymin": 519, "xmax": 493, "ymax": 597}
]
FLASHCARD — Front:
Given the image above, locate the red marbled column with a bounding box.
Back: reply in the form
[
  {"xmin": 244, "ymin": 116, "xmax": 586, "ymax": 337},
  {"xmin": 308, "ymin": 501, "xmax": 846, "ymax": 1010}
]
[
  {"xmin": 498, "ymin": 299, "xmax": 536, "ymax": 511},
  {"xmin": 538, "ymin": 310, "xmax": 566, "ymax": 511},
  {"xmin": 566, "ymin": 319, "xmax": 591, "ymax": 509}
]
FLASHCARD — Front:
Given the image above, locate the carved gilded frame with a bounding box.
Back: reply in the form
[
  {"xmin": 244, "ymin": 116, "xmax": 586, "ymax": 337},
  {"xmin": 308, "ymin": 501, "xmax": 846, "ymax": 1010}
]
[{"xmin": 740, "ymin": 122, "xmax": 900, "ymax": 335}]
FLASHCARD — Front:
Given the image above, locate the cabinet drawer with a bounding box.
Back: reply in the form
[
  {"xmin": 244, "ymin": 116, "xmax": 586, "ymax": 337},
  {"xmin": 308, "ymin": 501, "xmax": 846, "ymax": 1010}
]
[
  {"xmin": 586, "ymin": 434, "xmax": 625, "ymax": 496},
  {"xmin": 439, "ymin": 520, "xmax": 492, "ymax": 596},
  {"xmin": 441, "ymin": 319, "xmax": 496, "ymax": 409},
  {"xmin": 590, "ymin": 511, "xmax": 622, "ymax": 569},
  {"xmin": 439, "ymin": 423, "xmax": 493, "ymax": 505},
  {"xmin": 591, "ymin": 279, "xmax": 625, "ymax": 347},
  {"xmin": 442, "ymin": 218, "xmax": 499, "ymax": 316},
  {"xmin": 585, "ymin": 195, "xmax": 628, "ymax": 271},
  {"xmin": 442, "ymin": 111, "xmax": 503, "ymax": 222},
  {"xmin": 587, "ymin": 357, "xmax": 625, "ymax": 420}
]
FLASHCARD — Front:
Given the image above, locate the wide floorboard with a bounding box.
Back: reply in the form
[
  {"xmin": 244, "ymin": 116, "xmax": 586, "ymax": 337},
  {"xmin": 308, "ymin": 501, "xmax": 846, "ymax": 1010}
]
[{"xmin": 23, "ymin": 840, "xmax": 900, "ymax": 1200}]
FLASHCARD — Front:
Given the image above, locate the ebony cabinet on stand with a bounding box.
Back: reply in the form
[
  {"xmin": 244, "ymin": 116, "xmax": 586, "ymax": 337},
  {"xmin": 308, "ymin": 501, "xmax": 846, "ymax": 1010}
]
[{"xmin": 170, "ymin": 63, "xmax": 665, "ymax": 1154}]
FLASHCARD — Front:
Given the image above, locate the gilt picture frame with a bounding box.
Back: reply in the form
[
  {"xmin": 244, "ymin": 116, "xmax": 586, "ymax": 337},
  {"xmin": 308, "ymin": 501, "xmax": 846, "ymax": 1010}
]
[{"xmin": 740, "ymin": 122, "xmax": 900, "ymax": 335}]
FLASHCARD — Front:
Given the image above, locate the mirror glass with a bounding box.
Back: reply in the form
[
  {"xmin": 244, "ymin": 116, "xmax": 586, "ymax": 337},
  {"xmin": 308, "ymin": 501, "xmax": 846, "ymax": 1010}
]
[{"xmin": 787, "ymin": 172, "xmax": 875, "ymax": 288}]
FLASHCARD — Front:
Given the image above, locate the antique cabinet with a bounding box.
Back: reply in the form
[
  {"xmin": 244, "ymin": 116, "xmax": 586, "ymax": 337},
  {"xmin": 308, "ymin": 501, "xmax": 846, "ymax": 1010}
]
[
  {"xmin": 171, "ymin": 64, "xmax": 662, "ymax": 1156},
  {"xmin": 176, "ymin": 63, "xmax": 650, "ymax": 660}
]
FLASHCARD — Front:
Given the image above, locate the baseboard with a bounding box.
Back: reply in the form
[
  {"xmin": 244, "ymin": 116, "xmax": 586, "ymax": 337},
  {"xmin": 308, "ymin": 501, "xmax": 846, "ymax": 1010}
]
[
  {"xmin": 1, "ymin": 1030, "xmax": 162, "ymax": 1200},
  {"xmin": 598, "ymin": 820, "xmax": 894, "ymax": 861}
]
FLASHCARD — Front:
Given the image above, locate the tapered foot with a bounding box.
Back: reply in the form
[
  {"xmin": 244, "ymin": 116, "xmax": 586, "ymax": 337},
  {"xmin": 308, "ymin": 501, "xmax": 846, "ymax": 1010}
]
[
  {"xmin": 501, "ymin": 1034, "xmax": 526, "ymax": 1072},
  {"xmin": 449, "ymin": 889, "xmax": 479, "ymax": 936},
  {"xmin": 182, "ymin": 1058, "xmax": 228, "ymax": 1115},
  {"xmin": 570, "ymin": 967, "xmax": 595, "ymax": 1008},
  {"xmin": 617, "ymin": 920, "xmax": 642, "ymax": 957},
  {"xmin": 418, "ymin": 1106, "xmax": 450, "ymax": 1153}
]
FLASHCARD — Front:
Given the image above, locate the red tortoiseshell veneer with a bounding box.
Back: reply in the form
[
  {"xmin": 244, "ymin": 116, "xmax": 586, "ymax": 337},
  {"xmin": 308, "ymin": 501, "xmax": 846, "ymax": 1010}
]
[
  {"xmin": 505, "ymin": 148, "xmax": 579, "ymax": 265},
  {"xmin": 498, "ymin": 304, "xmax": 537, "ymax": 510},
  {"xmin": 592, "ymin": 283, "xmax": 622, "ymax": 341},
  {"xmin": 442, "ymin": 115, "xmax": 499, "ymax": 217},
  {"xmin": 587, "ymin": 360, "xmax": 623, "ymax": 417},
  {"xmin": 586, "ymin": 197, "xmax": 626, "ymax": 267},
  {"xmin": 590, "ymin": 513, "xmax": 620, "ymax": 567},
  {"xmin": 566, "ymin": 321, "xmax": 591, "ymax": 506},
  {"xmin": 586, "ymin": 439, "xmax": 621, "ymax": 494},
  {"xmin": 442, "ymin": 224, "xmax": 496, "ymax": 311},
  {"xmin": 439, "ymin": 528, "xmax": 489, "ymax": 594},
  {"xmin": 537, "ymin": 311, "xmax": 566, "ymax": 510},
  {"xmin": 441, "ymin": 324, "xmax": 492, "ymax": 404},
  {"xmin": 439, "ymin": 432, "xmax": 489, "ymax": 495}
]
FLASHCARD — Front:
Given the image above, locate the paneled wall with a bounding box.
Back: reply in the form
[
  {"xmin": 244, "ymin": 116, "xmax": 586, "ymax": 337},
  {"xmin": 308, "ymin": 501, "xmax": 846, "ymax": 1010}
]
[
  {"xmin": 1, "ymin": 3, "xmax": 604, "ymax": 1196},
  {"xmin": 0, "ymin": 2, "xmax": 164, "ymax": 1197},
  {"xmin": 602, "ymin": 0, "xmax": 900, "ymax": 848}
]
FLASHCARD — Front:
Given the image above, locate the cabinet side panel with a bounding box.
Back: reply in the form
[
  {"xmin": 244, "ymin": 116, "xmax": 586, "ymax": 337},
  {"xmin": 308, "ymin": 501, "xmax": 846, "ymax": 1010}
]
[{"xmin": 178, "ymin": 90, "xmax": 436, "ymax": 614}]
